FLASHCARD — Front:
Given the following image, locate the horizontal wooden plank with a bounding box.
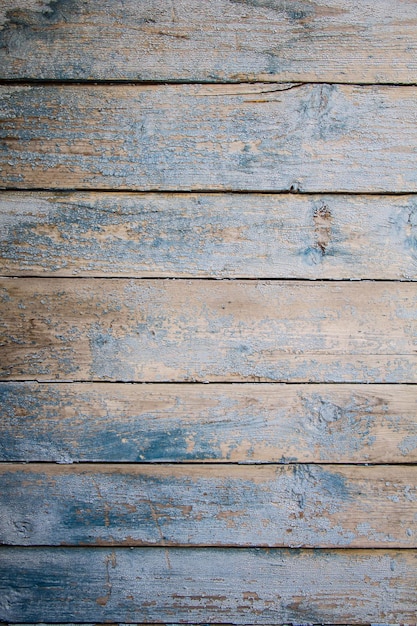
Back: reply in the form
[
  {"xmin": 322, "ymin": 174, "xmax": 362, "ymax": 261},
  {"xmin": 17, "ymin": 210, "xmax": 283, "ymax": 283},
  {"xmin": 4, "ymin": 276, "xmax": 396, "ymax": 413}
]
[
  {"xmin": 1, "ymin": 382, "xmax": 416, "ymax": 463},
  {"xmin": 1, "ymin": 192, "xmax": 417, "ymax": 279},
  {"xmin": 2, "ymin": 84, "xmax": 417, "ymax": 192},
  {"xmin": 0, "ymin": 547, "xmax": 416, "ymax": 622},
  {"xmin": 1, "ymin": 463, "xmax": 416, "ymax": 548},
  {"xmin": 1, "ymin": 0, "xmax": 417, "ymax": 83},
  {"xmin": 1, "ymin": 279, "xmax": 416, "ymax": 382}
]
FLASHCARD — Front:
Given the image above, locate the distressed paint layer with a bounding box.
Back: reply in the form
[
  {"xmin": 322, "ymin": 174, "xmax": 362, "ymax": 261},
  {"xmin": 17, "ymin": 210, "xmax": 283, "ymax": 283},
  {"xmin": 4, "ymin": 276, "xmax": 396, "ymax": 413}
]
[
  {"xmin": 1, "ymin": 0, "xmax": 417, "ymax": 83},
  {"xmin": 1, "ymin": 192, "xmax": 417, "ymax": 279},
  {"xmin": 0, "ymin": 547, "xmax": 416, "ymax": 622},
  {"xmin": 0, "ymin": 278, "xmax": 416, "ymax": 382},
  {"xmin": 2, "ymin": 84, "xmax": 417, "ymax": 192},
  {"xmin": 0, "ymin": 463, "xmax": 416, "ymax": 548},
  {"xmin": 1, "ymin": 382, "xmax": 416, "ymax": 463}
]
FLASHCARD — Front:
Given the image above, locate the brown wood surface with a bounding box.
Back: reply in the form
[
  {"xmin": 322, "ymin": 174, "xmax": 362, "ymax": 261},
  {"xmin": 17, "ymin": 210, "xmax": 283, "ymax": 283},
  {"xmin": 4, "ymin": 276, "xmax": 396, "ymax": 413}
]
[
  {"xmin": 1, "ymin": 192, "xmax": 416, "ymax": 279},
  {"xmin": 1, "ymin": 0, "xmax": 417, "ymax": 83},
  {"xmin": 1, "ymin": 463, "xmax": 416, "ymax": 548},
  {"xmin": 1, "ymin": 278, "xmax": 416, "ymax": 382},
  {"xmin": 1, "ymin": 382, "xmax": 416, "ymax": 463},
  {"xmin": 2, "ymin": 84, "xmax": 417, "ymax": 192},
  {"xmin": 0, "ymin": 547, "xmax": 416, "ymax": 623}
]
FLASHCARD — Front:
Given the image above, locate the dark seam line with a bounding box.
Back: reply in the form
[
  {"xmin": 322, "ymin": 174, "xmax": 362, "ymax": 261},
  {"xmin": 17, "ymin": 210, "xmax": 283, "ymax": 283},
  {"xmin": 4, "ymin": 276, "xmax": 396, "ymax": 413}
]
[
  {"xmin": 0, "ymin": 622, "xmax": 396, "ymax": 624},
  {"xmin": 0, "ymin": 276, "xmax": 415, "ymax": 282},
  {"xmin": 0, "ymin": 542, "xmax": 417, "ymax": 544},
  {"xmin": 1, "ymin": 461, "xmax": 416, "ymax": 466},
  {"xmin": 0, "ymin": 544, "xmax": 415, "ymax": 551},
  {"xmin": 0, "ymin": 620, "xmax": 388, "ymax": 625},
  {"xmin": 0, "ymin": 622, "xmax": 410, "ymax": 626},
  {"xmin": 1, "ymin": 188, "xmax": 416, "ymax": 196},
  {"xmin": 1, "ymin": 78, "xmax": 417, "ymax": 87},
  {"xmin": 1, "ymin": 380, "xmax": 416, "ymax": 385},
  {"xmin": 0, "ymin": 380, "xmax": 416, "ymax": 385},
  {"xmin": 0, "ymin": 623, "xmax": 403, "ymax": 626},
  {"xmin": 0, "ymin": 276, "xmax": 416, "ymax": 283}
]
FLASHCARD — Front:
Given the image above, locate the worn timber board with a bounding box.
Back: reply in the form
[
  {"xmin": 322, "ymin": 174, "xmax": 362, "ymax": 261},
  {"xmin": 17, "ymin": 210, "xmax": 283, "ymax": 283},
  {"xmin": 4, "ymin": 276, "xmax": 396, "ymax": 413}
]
[
  {"xmin": 1, "ymin": 0, "xmax": 417, "ymax": 84},
  {"xmin": 1, "ymin": 547, "xmax": 416, "ymax": 623},
  {"xmin": 1, "ymin": 192, "xmax": 416, "ymax": 279},
  {"xmin": 2, "ymin": 84, "xmax": 417, "ymax": 192},
  {"xmin": 1, "ymin": 463, "xmax": 416, "ymax": 548},
  {"xmin": 1, "ymin": 382, "xmax": 416, "ymax": 463},
  {"xmin": 1, "ymin": 278, "xmax": 416, "ymax": 382},
  {"xmin": 1, "ymin": 2, "xmax": 416, "ymax": 623}
]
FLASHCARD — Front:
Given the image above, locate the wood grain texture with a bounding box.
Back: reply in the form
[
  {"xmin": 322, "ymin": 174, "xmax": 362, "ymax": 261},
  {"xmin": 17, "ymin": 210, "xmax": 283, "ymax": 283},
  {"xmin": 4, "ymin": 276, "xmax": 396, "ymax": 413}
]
[
  {"xmin": 1, "ymin": 547, "xmax": 416, "ymax": 623},
  {"xmin": 2, "ymin": 84, "xmax": 417, "ymax": 192},
  {"xmin": 1, "ymin": 463, "xmax": 416, "ymax": 548},
  {"xmin": 1, "ymin": 382, "xmax": 416, "ymax": 463},
  {"xmin": 1, "ymin": 192, "xmax": 417, "ymax": 279},
  {"xmin": 1, "ymin": 278, "xmax": 416, "ymax": 383},
  {"xmin": 1, "ymin": 3, "xmax": 416, "ymax": 625},
  {"xmin": 1, "ymin": 0, "xmax": 417, "ymax": 83}
]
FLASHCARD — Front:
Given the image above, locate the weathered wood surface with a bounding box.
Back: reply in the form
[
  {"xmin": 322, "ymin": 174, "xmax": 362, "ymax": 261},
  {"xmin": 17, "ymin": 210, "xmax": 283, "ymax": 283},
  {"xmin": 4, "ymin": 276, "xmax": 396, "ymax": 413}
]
[
  {"xmin": 1, "ymin": 463, "xmax": 416, "ymax": 548},
  {"xmin": 1, "ymin": 192, "xmax": 417, "ymax": 279},
  {"xmin": 1, "ymin": 0, "xmax": 417, "ymax": 84},
  {"xmin": 1, "ymin": 279, "xmax": 416, "ymax": 383},
  {"xmin": 2, "ymin": 84, "xmax": 417, "ymax": 192},
  {"xmin": 1, "ymin": 382, "xmax": 416, "ymax": 463},
  {"xmin": 1, "ymin": 547, "xmax": 416, "ymax": 623},
  {"xmin": 1, "ymin": 4, "xmax": 415, "ymax": 626}
]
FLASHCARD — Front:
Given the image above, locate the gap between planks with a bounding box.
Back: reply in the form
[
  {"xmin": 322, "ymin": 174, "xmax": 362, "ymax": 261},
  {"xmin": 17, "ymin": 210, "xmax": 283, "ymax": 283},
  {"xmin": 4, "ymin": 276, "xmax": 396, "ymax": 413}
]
[
  {"xmin": 2, "ymin": 188, "xmax": 417, "ymax": 196},
  {"xmin": 1, "ymin": 277, "xmax": 416, "ymax": 282},
  {"xmin": 1, "ymin": 544, "xmax": 416, "ymax": 551},
  {"xmin": 0, "ymin": 461, "xmax": 416, "ymax": 466},
  {"xmin": 1, "ymin": 380, "xmax": 416, "ymax": 384},
  {"xmin": 2, "ymin": 546, "xmax": 417, "ymax": 551},
  {"xmin": 0, "ymin": 80, "xmax": 417, "ymax": 87}
]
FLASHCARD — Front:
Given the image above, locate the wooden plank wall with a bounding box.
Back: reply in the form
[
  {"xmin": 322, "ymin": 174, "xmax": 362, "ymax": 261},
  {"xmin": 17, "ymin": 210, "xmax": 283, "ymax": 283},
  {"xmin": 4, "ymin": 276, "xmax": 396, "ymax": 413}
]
[{"xmin": 0, "ymin": 1, "xmax": 416, "ymax": 624}]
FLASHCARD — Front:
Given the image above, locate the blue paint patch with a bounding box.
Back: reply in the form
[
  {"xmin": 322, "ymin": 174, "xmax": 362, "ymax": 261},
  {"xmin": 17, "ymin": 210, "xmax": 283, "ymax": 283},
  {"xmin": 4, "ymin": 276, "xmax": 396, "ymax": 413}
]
[{"xmin": 398, "ymin": 434, "xmax": 417, "ymax": 456}]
